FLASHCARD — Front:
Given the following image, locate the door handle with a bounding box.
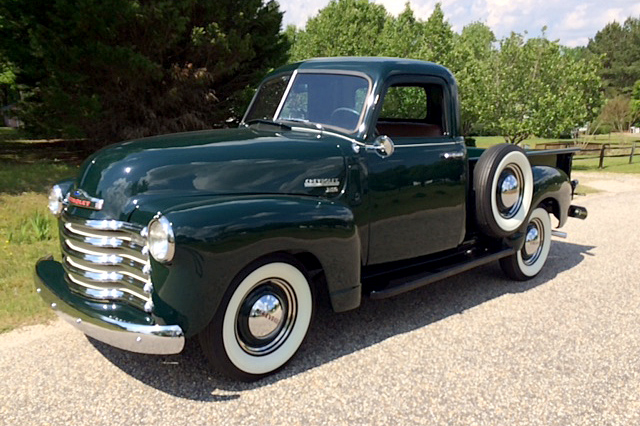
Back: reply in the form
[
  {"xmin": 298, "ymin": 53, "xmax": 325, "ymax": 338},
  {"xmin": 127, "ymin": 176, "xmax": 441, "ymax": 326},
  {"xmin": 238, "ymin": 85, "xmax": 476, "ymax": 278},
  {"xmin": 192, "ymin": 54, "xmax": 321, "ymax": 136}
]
[{"xmin": 440, "ymin": 152, "xmax": 464, "ymax": 160}]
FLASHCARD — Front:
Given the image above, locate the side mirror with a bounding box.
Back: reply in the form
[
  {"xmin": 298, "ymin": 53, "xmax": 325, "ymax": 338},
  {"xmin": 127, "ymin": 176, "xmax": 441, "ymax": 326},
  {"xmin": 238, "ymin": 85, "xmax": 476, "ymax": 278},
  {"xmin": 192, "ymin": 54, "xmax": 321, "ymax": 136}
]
[{"xmin": 367, "ymin": 135, "xmax": 395, "ymax": 158}]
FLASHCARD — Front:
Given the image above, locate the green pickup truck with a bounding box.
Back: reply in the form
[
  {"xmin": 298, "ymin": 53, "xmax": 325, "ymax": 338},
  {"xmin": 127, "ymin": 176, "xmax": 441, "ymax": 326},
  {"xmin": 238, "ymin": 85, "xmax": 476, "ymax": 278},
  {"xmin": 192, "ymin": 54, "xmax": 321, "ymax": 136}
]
[{"xmin": 35, "ymin": 57, "xmax": 587, "ymax": 380}]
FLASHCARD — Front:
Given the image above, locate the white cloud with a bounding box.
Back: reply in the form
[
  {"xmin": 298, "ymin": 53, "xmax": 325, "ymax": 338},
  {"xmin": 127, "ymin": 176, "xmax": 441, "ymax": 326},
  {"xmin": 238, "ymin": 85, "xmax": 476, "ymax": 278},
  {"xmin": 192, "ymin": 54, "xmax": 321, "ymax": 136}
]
[{"xmin": 561, "ymin": 4, "xmax": 588, "ymax": 30}]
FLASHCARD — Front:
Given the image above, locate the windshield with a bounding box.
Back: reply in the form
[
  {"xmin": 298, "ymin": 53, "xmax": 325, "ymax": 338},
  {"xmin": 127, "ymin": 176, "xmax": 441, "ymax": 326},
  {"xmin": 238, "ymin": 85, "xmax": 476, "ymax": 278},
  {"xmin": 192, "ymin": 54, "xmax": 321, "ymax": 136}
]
[{"xmin": 244, "ymin": 72, "xmax": 370, "ymax": 132}]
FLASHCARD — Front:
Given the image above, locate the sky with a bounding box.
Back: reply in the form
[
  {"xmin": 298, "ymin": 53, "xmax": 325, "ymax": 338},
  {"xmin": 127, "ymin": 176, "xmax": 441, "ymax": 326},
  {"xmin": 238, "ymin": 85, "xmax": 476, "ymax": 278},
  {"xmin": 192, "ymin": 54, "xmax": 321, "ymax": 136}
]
[{"xmin": 278, "ymin": 0, "xmax": 640, "ymax": 47}]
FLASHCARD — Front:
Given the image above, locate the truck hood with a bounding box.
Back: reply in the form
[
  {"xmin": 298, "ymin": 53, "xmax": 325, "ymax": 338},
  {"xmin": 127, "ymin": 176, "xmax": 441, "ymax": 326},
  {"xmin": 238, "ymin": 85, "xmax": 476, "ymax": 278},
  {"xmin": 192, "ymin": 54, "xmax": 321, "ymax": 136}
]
[{"xmin": 71, "ymin": 127, "xmax": 349, "ymax": 220}]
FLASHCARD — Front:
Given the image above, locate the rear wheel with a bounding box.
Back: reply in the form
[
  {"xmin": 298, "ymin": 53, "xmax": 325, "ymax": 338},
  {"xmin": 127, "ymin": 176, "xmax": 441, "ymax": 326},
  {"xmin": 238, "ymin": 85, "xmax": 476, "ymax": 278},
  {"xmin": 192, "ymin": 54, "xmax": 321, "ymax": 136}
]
[
  {"xmin": 199, "ymin": 255, "xmax": 313, "ymax": 381},
  {"xmin": 499, "ymin": 207, "xmax": 552, "ymax": 280}
]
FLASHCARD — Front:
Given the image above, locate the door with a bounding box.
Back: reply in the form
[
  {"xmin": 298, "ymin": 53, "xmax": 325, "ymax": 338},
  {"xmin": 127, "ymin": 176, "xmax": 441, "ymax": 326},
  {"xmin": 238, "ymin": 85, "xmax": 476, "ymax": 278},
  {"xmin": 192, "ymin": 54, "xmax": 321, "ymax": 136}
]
[{"xmin": 366, "ymin": 80, "xmax": 467, "ymax": 265}]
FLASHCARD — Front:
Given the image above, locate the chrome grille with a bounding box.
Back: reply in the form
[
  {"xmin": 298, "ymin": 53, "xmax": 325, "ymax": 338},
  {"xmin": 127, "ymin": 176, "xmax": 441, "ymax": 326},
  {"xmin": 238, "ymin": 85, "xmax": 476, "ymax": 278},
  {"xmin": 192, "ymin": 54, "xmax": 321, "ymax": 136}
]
[{"xmin": 60, "ymin": 213, "xmax": 152, "ymax": 311}]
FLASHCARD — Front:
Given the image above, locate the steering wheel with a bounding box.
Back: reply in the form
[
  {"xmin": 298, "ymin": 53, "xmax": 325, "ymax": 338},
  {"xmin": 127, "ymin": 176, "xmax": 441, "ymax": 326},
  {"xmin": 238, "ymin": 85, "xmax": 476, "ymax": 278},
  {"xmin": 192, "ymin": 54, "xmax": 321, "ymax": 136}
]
[{"xmin": 329, "ymin": 107, "xmax": 360, "ymax": 129}]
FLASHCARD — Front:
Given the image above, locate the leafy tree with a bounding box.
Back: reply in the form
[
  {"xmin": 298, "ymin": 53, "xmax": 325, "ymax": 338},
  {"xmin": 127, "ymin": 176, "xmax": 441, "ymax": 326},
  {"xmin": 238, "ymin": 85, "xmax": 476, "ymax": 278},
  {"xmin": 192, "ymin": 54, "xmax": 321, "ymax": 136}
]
[
  {"xmin": 632, "ymin": 80, "xmax": 640, "ymax": 125},
  {"xmin": 600, "ymin": 95, "xmax": 637, "ymax": 132},
  {"xmin": 452, "ymin": 22, "xmax": 496, "ymax": 135},
  {"xmin": 0, "ymin": 0, "xmax": 288, "ymax": 143},
  {"xmin": 418, "ymin": 3, "xmax": 456, "ymax": 67},
  {"xmin": 379, "ymin": 3, "xmax": 423, "ymax": 58},
  {"xmin": 289, "ymin": 0, "xmax": 388, "ymax": 61},
  {"xmin": 484, "ymin": 34, "xmax": 602, "ymax": 144},
  {"xmin": 588, "ymin": 17, "xmax": 640, "ymax": 96},
  {"xmin": 0, "ymin": 59, "xmax": 16, "ymax": 106}
]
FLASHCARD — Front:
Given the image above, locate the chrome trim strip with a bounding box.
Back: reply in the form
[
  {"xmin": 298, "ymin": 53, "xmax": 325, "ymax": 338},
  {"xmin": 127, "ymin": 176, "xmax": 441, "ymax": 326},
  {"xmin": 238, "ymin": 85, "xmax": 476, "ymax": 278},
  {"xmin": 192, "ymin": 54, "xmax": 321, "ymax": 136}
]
[
  {"xmin": 35, "ymin": 258, "xmax": 184, "ymax": 355},
  {"xmin": 62, "ymin": 240, "xmax": 146, "ymax": 270},
  {"xmin": 62, "ymin": 213, "xmax": 144, "ymax": 233},
  {"xmin": 62, "ymin": 236, "xmax": 147, "ymax": 265},
  {"xmin": 273, "ymin": 69, "xmax": 298, "ymax": 119},
  {"xmin": 64, "ymin": 253, "xmax": 148, "ymax": 284},
  {"xmin": 395, "ymin": 141, "xmax": 459, "ymax": 148},
  {"xmin": 62, "ymin": 259, "xmax": 149, "ymax": 296}
]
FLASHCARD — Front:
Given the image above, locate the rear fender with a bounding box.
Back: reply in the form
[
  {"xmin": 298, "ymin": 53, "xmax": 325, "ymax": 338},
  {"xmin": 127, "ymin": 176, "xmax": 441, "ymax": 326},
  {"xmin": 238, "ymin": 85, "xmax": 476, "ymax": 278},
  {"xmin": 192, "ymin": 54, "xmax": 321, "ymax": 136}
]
[{"xmin": 505, "ymin": 165, "xmax": 571, "ymax": 249}]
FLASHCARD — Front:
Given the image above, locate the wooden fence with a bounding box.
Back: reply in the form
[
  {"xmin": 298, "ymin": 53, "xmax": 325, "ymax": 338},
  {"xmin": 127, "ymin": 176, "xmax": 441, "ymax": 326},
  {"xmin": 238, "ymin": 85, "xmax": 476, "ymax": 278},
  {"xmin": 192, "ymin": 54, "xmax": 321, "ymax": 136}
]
[{"xmin": 536, "ymin": 141, "xmax": 639, "ymax": 168}]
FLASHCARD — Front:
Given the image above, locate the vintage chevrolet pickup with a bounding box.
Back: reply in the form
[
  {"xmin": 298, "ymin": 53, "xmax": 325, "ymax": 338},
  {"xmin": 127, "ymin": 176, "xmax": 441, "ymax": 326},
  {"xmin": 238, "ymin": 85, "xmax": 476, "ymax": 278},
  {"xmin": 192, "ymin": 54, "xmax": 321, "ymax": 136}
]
[{"xmin": 35, "ymin": 57, "xmax": 587, "ymax": 380}]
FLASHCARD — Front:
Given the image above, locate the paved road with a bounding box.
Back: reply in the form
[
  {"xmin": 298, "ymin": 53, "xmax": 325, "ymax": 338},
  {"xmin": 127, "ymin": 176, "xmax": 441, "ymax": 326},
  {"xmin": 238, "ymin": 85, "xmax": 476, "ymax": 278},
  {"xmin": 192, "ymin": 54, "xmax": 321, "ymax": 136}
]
[{"xmin": 1, "ymin": 172, "xmax": 639, "ymax": 426}]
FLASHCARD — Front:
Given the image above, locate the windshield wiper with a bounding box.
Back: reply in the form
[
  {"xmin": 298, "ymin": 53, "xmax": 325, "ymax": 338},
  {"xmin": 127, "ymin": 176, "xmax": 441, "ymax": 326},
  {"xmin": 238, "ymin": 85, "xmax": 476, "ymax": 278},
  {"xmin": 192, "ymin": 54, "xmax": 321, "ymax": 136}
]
[
  {"xmin": 243, "ymin": 119, "xmax": 292, "ymax": 130},
  {"xmin": 280, "ymin": 118, "xmax": 324, "ymax": 131}
]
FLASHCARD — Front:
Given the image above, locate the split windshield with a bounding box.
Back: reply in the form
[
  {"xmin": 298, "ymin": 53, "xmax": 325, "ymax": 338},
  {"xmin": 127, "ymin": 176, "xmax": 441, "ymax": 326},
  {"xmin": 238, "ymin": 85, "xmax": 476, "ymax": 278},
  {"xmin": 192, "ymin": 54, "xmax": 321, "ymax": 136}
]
[{"xmin": 244, "ymin": 72, "xmax": 370, "ymax": 132}]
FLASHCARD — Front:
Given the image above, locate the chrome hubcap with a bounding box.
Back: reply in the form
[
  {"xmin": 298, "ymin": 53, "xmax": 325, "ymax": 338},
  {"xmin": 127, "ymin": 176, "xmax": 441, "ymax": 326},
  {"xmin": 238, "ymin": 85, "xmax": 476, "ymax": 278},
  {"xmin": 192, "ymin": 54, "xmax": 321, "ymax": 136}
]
[
  {"xmin": 248, "ymin": 294, "xmax": 283, "ymax": 338},
  {"xmin": 497, "ymin": 166, "xmax": 524, "ymax": 218},
  {"xmin": 522, "ymin": 218, "xmax": 544, "ymax": 265},
  {"xmin": 236, "ymin": 278, "xmax": 296, "ymax": 356}
]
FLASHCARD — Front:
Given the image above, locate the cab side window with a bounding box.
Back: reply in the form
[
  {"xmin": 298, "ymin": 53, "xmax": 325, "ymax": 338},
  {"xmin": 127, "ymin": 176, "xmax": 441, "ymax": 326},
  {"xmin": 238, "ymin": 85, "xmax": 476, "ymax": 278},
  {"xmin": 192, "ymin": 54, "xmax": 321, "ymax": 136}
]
[{"xmin": 376, "ymin": 83, "xmax": 445, "ymax": 138}]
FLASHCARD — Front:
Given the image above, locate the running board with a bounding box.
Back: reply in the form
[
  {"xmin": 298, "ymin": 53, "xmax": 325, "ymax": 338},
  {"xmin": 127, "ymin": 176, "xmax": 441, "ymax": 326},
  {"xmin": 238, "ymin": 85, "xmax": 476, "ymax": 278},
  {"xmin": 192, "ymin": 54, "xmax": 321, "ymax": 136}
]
[{"xmin": 369, "ymin": 248, "xmax": 516, "ymax": 300}]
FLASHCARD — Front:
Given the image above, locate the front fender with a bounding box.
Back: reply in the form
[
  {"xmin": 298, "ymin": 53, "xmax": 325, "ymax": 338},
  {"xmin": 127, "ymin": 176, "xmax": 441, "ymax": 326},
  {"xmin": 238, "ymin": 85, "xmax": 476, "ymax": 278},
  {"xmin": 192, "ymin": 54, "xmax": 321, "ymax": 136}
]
[{"xmin": 135, "ymin": 195, "xmax": 361, "ymax": 337}]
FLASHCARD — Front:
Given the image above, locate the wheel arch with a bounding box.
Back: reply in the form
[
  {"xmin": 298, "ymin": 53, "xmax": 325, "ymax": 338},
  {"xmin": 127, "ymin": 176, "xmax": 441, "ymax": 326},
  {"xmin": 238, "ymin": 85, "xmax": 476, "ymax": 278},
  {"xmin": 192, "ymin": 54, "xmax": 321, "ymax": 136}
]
[{"xmin": 530, "ymin": 165, "xmax": 572, "ymax": 228}]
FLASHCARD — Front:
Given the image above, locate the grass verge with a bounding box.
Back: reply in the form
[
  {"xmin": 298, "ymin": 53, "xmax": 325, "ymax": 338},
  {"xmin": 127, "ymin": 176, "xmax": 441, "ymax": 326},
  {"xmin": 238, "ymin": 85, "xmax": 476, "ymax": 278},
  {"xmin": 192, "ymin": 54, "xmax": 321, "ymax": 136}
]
[
  {"xmin": 0, "ymin": 127, "xmax": 80, "ymax": 332},
  {"xmin": 0, "ymin": 193, "xmax": 61, "ymax": 332},
  {"xmin": 572, "ymin": 156, "xmax": 640, "ymax": 174}
]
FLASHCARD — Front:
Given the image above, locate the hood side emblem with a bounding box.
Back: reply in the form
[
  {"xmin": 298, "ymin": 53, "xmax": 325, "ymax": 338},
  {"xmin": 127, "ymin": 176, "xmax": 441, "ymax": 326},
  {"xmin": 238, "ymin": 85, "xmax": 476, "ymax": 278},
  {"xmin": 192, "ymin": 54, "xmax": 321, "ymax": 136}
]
[
  {"xmin": 68, "ymin": 189, "xmax": 104, "ymax": 211},
  {"xmin": 304, "ymin": 178, "xmax": 340, "ymax": 188}
]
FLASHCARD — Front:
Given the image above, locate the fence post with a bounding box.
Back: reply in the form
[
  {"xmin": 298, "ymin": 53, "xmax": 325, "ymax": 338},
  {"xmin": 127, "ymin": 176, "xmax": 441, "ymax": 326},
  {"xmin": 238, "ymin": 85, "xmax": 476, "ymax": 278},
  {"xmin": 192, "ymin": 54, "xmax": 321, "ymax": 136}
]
[
  {"xmin": 630, "ymin": 142, "xmax": 636, "ymax": 165},
  {"xmin": 599, "ymin": 144, "xmax": 608, "ymax": 169}
]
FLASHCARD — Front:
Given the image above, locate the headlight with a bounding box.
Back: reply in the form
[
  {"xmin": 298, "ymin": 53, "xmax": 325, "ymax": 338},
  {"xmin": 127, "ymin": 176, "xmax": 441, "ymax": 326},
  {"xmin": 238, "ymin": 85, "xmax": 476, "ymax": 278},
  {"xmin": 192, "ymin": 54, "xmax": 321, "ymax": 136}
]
[
  {"xmin": 48, "ymin": 185, "xmax": 64, "ymax": 216},
  {"xmin": 147, "ymin": 215, "xmax": 175, "ymax": 263}
]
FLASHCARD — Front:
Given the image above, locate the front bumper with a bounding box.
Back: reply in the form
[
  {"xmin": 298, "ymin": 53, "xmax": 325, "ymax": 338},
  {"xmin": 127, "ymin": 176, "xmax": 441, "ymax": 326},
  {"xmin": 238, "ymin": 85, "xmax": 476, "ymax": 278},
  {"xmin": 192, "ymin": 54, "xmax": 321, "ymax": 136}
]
[{"xmin": 34, "ymin": 256, "xmax": 185, "ymax": 355}]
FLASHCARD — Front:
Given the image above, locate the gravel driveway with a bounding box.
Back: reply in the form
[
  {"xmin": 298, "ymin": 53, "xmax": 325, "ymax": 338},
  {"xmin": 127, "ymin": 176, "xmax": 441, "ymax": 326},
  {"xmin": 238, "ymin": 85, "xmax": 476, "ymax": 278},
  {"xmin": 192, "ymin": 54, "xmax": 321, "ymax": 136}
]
[{"xmin": 1, "ymin": 172, "xmax": 638, "ymax": 426}]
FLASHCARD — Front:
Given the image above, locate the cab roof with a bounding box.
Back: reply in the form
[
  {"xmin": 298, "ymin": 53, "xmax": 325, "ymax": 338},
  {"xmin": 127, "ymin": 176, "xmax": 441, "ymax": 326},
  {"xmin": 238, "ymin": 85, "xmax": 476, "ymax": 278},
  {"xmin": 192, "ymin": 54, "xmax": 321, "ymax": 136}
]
[{"xmin": 268, "ymin": 57, "xmax": 456, "ymax": 86}]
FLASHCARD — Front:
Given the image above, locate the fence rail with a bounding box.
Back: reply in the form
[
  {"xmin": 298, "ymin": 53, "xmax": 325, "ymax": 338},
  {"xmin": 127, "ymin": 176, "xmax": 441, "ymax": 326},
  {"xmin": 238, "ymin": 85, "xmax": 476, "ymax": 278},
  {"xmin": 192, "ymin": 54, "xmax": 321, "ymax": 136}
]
[{"xmin": 536, "ymin": 141, "xmax": 639, "ymax": 168}]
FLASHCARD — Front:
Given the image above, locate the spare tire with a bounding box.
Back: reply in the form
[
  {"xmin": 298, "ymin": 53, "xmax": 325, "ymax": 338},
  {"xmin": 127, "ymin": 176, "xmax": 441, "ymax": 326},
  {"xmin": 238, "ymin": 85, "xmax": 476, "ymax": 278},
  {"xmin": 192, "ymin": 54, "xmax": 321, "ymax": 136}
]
[{"xmin": 474, "ymin": 144, "xmax": 533, "ymax": 238}]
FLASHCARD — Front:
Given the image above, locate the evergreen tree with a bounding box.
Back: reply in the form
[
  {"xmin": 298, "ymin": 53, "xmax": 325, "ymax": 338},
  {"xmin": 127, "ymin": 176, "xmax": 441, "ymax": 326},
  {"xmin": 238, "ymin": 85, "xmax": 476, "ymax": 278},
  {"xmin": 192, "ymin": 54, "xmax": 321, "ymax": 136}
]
[{"xmin": 0, "ymin": 0, "xmax": 289, "ymax": 143}]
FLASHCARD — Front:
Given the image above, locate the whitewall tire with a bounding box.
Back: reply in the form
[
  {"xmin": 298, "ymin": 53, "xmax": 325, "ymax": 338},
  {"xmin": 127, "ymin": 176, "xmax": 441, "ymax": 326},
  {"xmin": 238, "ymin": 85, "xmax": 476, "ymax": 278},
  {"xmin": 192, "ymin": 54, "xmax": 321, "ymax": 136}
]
[
  {"xmin": 474, "ymin": 144, "xmax": 534, "ymax": 238},
  {"xmin": 199, "ymin": 256, "xmax": 313, "ymax": 380},
  {"xmin": 499, "ymin": 207, "xmax": 552, "ymax": 280}
]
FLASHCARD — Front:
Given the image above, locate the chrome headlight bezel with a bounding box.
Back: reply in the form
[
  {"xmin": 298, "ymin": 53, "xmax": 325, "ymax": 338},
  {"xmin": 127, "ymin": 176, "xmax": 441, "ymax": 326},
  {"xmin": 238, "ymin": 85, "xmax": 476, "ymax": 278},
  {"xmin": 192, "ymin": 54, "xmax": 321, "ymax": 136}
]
[
  {"xmin": 147, "ymin": 215, "xmax": 175, "ymax": 263},
  {"xmin": 48, "ymin": 184, "xmax": 64, "ymax": 216}
]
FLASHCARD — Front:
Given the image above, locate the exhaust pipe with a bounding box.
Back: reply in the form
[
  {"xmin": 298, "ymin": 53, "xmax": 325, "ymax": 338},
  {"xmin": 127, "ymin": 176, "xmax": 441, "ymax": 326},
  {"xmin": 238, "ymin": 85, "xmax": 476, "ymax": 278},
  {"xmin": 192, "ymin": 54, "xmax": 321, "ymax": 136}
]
[{"xmin": 551, "ymin": 230, "xmax": 567, "ymax": 239}]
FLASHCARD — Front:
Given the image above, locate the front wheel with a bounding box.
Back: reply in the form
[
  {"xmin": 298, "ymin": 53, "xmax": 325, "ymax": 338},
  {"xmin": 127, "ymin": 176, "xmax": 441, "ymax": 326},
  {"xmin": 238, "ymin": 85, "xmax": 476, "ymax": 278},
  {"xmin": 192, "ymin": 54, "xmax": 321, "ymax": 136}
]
[
  {"xmin": 499, "ymin": 207, "xmax": 552, "ymax": 280},
  {"xmin": 199, "ymin": 255, "xmax": 313, "ymax": 381}
]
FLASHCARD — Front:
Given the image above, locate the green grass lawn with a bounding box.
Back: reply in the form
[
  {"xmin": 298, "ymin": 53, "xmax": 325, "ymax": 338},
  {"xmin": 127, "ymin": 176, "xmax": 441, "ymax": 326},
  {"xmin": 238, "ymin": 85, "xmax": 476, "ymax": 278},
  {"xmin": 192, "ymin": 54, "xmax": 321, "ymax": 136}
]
[
  {"xmin": 572, "ymin": 156, "xmax": 640, "ymax": 173},
  {"xmin": 0, "ymin": 127, "xmax": 79, "ymax": 331}
]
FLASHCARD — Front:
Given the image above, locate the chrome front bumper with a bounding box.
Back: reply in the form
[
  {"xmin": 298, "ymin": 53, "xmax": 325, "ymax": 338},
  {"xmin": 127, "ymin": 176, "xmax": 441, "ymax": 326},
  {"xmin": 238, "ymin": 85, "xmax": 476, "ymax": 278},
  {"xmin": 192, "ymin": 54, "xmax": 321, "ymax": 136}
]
[{"xmin": 35, "ymin": 256, "xmax": 185, "ymax": 355}]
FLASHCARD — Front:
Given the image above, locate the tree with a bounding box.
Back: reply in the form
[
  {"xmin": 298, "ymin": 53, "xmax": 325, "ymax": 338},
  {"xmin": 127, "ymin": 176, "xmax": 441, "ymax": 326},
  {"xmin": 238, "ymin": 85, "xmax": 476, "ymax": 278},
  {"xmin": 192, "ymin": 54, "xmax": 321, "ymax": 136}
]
[
  {"xmin": 379, "ymin": 3, "xmax": 423, "ymax": 58},
  {"xmin": 289, "ymin": 0, "xmax": 388, "ymax": 61},
  {"xmin": 418, "ymin": 3, "xmax": 456, "ymax": 68},
  {"xmin": 0, "ymin": 59, "xmax": 16, "ymax": 106},
  {"xmin": 483, "ymin": 34, "xmax": 602, "ymax": 144},
  {"xmin": 452, "ymin": 22, "xmax": 496, "ymax": 135},
  {"xmin": 600, "ymin": 95, "xmax": 637, "ymax": 132},
  {"xmin": 588, "ymin": 17, "xmax": 640, "ymax": 96},
  {"xmin": 0, "ymin": 0, "xmax": 288, "ymax": 143},
  {"xmin": 632, "ymin": 80, "xmax": 640, "ymax": 125}
]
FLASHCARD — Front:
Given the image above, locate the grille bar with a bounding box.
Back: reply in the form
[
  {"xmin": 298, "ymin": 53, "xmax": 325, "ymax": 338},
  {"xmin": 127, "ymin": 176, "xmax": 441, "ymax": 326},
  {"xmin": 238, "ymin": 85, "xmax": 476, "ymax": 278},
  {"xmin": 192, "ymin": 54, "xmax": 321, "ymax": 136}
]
[{"xmin": 60, "ymin": 213, "xmax": 151, "ymax": 310}]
